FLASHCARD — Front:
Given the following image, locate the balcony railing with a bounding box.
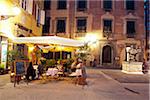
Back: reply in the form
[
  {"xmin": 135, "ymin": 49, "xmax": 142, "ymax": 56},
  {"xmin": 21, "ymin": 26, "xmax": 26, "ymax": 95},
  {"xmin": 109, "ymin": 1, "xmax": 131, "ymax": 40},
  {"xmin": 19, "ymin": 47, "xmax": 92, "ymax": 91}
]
[
  {"xmin": 103, "ymin": 8, "xmax": 112, "ymax": 12},
  {"xmin": 77, "ymin": 8, "xmax": 87, "ymax": 12},
  {"xmin": 76, "ymin": 26, "xmax": 86, "ymax": 33},
  {"xmin": 126, "ymin": 33, "xmax": 135, "ymax": 38},
  {"xmin": 75, "ymin": 32, "xmax": 86, "ymax": 37},
  {"xmin": 103, "ymin": 28, "xmax": 112, "ymax": 39}
]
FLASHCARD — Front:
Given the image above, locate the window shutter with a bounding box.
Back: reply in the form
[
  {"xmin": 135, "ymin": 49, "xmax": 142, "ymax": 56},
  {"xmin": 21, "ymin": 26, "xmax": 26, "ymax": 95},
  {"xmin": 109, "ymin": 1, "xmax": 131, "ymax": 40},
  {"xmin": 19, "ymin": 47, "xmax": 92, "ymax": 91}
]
[
  {"xmin": 40, "ymin": 10, "xmax": 45, "ymax": 25},
  {"xmin": 19, "ymin": 0, "xmax": 23, "ymax": 8},
  {"xmin": 36, "ymin": 4, "xmax": 39, "ymax": 21},
  {"xmin": 26, "ymin": 0, "xmax": 33, "ymax": 14}
]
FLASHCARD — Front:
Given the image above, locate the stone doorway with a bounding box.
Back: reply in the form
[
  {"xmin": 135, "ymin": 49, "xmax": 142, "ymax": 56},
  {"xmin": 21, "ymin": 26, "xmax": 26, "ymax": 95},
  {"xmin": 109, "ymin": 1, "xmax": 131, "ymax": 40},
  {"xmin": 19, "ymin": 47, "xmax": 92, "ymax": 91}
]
[{"xmin": 102, "ymin": 45, "xmax": 112, "ymax": 64}]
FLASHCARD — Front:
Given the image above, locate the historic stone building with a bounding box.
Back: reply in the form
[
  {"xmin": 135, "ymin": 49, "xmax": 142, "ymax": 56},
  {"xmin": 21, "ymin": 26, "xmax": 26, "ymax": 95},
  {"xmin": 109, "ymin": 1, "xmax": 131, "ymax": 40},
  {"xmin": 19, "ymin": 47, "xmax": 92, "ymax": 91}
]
[{"xmin": 43, "ymin": 0, "xmax": 145, "ymax": 68}]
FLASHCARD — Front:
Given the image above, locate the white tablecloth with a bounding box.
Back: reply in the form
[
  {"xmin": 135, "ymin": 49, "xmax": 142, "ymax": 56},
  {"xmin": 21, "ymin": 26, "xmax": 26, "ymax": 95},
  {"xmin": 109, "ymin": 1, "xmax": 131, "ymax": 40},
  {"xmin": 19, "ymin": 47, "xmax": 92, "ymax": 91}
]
[
  {"xmin": 69, "ymin": 69, "xmax": 82, "ymax": 77},
  {"xmin": 46, "ymin": 68, "xmax": 58, "ymax": 76}
]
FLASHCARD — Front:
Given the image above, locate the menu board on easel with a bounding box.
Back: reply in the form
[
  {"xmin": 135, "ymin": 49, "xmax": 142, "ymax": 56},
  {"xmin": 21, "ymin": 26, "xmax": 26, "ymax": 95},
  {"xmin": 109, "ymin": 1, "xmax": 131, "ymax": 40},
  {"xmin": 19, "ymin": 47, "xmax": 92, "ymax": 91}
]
[
  {"xmin": 13, "ymin": 60, "xmax": 28, "ymax": 87},
  {"xmin": 14, "ymin": 60, "xmax": 26, "ymax": 76}
]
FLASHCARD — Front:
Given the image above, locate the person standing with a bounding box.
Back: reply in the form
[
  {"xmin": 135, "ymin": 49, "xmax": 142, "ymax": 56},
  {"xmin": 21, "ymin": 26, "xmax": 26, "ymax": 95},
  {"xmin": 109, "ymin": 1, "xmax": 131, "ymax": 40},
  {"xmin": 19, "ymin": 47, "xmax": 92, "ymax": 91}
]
[
  {"xmin": 37, "ymin": 61, "xmax": 44, "ymax": 79},
  {"xmin": 26, "ymin": 62, "xmax": 36, "ymax": 81},
  {"xmin": 142, "ymin": 59, "xmax": 149, "ymax": 74},
  {"xmin": 92, "ymin": 59, "xmax": 97, "ymax": 67},
  {"xmin": 75, "ymin": 59, "xmax": 87, "ymax": 86}
]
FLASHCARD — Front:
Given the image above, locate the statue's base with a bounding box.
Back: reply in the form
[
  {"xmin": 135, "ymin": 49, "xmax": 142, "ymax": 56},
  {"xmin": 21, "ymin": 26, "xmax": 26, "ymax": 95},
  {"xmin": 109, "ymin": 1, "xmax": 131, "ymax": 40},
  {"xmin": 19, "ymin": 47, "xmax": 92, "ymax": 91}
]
[{"xmin": 122, "ymin": 61, "xmax": 143, "ymax": 74}]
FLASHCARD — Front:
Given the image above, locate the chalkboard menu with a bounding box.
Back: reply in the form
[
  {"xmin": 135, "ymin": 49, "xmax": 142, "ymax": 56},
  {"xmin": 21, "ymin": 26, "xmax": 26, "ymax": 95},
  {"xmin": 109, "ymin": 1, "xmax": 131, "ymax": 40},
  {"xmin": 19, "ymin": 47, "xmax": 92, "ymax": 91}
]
[{"xmin": 14, "ymin": 60, "xmax": 26, "ymax": 75}]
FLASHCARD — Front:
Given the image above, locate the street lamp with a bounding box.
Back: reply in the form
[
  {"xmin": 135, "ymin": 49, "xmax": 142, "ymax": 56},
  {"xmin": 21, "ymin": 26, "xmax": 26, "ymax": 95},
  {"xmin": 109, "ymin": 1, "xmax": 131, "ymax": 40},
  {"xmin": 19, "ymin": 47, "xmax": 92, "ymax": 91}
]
[{"xmin": 84, "ymin": 34, "xmax": 98, "ymax": 45}]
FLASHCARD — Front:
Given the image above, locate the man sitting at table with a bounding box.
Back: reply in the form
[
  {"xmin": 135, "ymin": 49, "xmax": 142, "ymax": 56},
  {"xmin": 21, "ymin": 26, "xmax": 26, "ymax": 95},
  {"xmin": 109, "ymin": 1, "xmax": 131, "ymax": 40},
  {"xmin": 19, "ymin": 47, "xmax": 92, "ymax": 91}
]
[{"xmin": 56, "ymin": 61, "xmax": 64, "ymax": 76}]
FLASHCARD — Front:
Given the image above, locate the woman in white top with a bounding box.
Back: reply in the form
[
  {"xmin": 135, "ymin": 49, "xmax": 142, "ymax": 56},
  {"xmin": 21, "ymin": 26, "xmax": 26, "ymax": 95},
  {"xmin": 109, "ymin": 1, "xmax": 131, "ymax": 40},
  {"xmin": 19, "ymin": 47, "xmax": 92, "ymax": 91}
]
[{"xmin": 75, "ymin": 59, "xmax": 87, "ymax": 85}]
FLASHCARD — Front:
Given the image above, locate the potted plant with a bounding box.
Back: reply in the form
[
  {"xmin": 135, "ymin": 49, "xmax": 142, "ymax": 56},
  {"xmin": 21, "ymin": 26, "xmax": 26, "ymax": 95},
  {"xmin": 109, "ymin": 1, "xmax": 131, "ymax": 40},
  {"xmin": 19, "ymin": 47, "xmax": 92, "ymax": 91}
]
[
  {"xmin": 75, "ymin": 43, "xmax": 91, "ymax": 61},
  {"xmin": 46, "ymin": 59, "xmax": 56, "ymax": 69}
]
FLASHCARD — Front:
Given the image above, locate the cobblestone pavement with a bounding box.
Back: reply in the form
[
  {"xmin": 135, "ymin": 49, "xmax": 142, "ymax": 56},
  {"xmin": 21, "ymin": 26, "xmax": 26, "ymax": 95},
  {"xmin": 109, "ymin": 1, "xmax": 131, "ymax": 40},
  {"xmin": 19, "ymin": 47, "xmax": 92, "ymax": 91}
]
[{"xmin": 0, "ymin": 69, "xmax": 149, "ymax": 100}]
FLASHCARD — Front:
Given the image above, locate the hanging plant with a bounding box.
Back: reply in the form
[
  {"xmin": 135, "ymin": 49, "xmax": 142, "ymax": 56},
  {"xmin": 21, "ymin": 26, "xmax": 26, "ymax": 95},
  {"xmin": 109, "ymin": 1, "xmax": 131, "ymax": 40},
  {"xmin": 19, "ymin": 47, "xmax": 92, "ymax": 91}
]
[{"xmin": 75, "ymin": 43, "xmax": 91, "ymax": 60}]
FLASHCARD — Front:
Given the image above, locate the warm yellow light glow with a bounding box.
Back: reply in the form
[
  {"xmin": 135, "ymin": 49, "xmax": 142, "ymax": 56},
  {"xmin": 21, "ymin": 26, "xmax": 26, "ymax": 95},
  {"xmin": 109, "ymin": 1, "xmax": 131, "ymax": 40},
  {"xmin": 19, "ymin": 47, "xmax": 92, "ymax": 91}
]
[
  {"xmin": 28, "ymin": 46, "xmax": 35, "ymax": 52},
  {"xmin": 42, "ymin": 49, "xmax": 49, "ymax": 53},
  {"xmin": 0, "ymin": 20, "xmax": 15, "ymax": 39},
  {"xmin": 12, "ymin": 7, "xmax": 21, "ymax": 15},
  {"xmin": 0, "ymin": 1, "xmax": 21, "ymax": 15},
  {"xmin": 57, "ymin": 46, "xmax": 64, "ymax": 51},
  {"xmin": 84, "ymin": 34, "xmax": 98, "ymax": 43},
  {"xmin": 0, "ymin": 1, "xmax": 8, "ymax": 15},
  {"xmin": 90, "ymin": 41, "xmax": 98, "ymax": 49}
]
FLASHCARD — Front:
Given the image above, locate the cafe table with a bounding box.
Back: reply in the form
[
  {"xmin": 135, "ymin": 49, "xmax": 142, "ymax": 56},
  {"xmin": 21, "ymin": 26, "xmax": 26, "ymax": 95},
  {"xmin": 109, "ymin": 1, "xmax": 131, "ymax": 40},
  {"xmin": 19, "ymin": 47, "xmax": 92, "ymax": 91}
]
[{"xmin": 46, "ymin": 68, "xmax": 58, "ymax": 76}]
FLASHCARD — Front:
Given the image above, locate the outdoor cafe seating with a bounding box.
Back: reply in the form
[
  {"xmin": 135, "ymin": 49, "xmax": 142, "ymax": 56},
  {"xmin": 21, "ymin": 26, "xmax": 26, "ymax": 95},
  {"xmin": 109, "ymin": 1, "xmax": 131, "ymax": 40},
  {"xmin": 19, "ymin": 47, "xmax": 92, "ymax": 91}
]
[{"xmin": 46, "ymin": 68, "xmax": 58, "ymax": 76}]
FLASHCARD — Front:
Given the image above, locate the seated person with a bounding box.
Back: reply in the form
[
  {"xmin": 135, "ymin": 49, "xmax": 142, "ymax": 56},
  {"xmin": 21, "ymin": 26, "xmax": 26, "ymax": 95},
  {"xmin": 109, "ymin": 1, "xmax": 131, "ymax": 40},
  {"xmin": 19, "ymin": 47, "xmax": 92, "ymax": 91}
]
[
  {"xmin": 71, "ymin": 60, "xmax": 78, "ymax": 72},
  {"xmin": 57, "ymin": 64, "xmax": 64, "ymax": 76}
]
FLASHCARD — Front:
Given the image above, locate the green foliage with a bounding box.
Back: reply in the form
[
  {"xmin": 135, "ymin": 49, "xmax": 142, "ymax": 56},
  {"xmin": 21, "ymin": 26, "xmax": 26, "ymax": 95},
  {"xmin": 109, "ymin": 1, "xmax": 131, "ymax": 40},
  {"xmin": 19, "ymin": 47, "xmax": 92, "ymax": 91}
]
[
  {"xmin": 75, "ymin": 43, "xmax": 91, "ymax": 60},
  {"xmin": 41, "ymin": 59, "xmax": 46, "ymax": 65},
  {"xmin": 7, "ymin": 50, "xmax": 28, "ymax": 60},
  {"xmin": 7, "ymin": 48, "xmax": 28, "ymax": 67},
  {"xmin": 80, "ymin": 43, "xmax": 89, "ymax": 51},
  {"xmin": 46, "ymin": 59, "xmax": 56, "ymax": 67},
  {"xmin": 0, "ymin": 64, "xmax": 5, "ymax": 69},
  {"xmin": 61, "ymin": 58, "xmax": 74, "ymax": 68}
]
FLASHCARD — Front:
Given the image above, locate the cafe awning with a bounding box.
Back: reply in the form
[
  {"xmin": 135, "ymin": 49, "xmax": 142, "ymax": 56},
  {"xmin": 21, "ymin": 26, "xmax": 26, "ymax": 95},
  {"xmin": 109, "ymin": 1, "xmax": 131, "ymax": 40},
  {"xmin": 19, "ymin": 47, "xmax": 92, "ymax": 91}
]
[
  {"xmin": 12, "ymin": 36, "xmax": 85, "ymax": 47},
  {"xmin": 38, "ymin": 45, "xmax": 76, "ymax": 53}
]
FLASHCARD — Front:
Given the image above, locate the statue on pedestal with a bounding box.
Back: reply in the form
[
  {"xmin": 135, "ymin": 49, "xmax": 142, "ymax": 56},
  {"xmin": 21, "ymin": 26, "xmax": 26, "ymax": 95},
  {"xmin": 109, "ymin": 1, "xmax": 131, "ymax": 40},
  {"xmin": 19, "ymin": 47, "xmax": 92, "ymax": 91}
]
[{"xmin": 128, "ymin": 45, "xmax": 141, "ymax": 62}]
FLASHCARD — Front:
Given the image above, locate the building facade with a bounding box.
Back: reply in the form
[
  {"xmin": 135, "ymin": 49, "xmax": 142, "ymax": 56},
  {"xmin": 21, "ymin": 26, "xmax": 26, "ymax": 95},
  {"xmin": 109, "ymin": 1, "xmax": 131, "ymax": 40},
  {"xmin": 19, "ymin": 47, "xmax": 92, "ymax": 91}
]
[
  {"xmin": 0, "ymin": 0, "xmax": 44, "ymax": 69},
  {"xmin": 43, "ymin": 0, "xmax": 145, "ymax": 68}
]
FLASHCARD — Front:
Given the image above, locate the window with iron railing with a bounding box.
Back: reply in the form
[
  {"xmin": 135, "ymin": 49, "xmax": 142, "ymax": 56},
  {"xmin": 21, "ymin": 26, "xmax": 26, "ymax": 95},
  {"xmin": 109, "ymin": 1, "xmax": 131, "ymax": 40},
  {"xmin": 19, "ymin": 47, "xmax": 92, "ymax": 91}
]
[
  {"xmin": 76, "ymin": 18, "xmax": 87, "ymax": 33},
  {"xmin": 126, "ymin": 21, "xmax": 136, "ymax": 38},
  {"xmin": 103, "ymin": 20, "xmax": 112, "ymax": 37},
  {"xmin": 56, "ymin": 19, "xmax": 66, "ymax": 33},
  {"xmin": 77, "ymin": 26, "xmax": 86, "ymax": 33}
]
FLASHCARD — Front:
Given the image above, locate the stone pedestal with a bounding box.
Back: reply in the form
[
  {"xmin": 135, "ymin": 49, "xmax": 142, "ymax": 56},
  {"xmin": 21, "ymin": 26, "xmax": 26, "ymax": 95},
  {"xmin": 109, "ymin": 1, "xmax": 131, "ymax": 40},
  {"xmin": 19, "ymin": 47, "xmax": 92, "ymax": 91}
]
[{"xmin": 122, "ymin": 61, "xmax": 143, "ymax": 74}]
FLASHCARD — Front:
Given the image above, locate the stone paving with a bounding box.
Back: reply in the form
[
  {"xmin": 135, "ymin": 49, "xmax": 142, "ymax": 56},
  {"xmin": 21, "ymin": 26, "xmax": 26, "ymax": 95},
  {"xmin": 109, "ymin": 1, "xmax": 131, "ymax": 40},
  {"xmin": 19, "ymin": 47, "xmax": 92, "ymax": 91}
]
[
  {"xmin": 0, "ymin": 68, "xmax": 149, "ymax": 100},
  {"xmin": 100, "ymin": 69, "xmax": 149, "ymax": 83},
  {"xmin": 0, "ymin": 74, "xmax": 10, "ymax": 87}
]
